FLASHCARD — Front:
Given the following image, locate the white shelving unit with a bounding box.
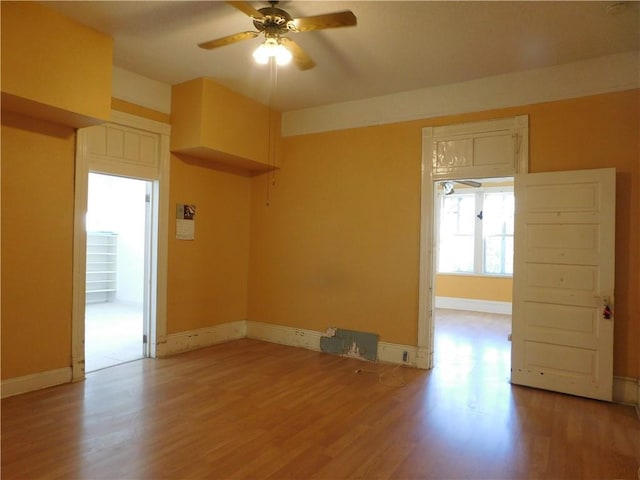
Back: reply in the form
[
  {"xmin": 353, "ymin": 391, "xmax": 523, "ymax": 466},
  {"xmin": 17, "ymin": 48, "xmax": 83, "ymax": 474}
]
[{"xmin": 86, "ymin": 231, "xmax": 118, "ymax": 304}]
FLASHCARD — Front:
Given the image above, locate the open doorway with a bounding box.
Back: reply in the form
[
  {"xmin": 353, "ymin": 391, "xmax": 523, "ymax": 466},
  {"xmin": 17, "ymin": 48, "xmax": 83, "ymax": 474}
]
[
  {"xmin": 432, "ymin": 177, "xmax": 513, "ymax": 383},
  {"xmin": 85, "ymin": 173, "xmax": 151, "ymax": 372}
]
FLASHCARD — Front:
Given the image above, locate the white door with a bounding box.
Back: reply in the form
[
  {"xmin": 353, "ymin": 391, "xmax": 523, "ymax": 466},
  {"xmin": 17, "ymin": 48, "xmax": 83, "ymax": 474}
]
[{"xmin": 511, "ymin": 168, "xmax": 615, "ymax": 401}]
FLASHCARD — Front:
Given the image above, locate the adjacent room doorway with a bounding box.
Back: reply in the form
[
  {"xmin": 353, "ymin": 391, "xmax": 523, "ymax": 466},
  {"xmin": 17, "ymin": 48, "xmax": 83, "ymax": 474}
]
[
  {"xmin": 84, "ymin": 173, "xmax": 152, "ymax": 372},
  {"xmin": 420, "ymin": 117, "xmax": 616, "ymax": 401},
  {"xmin": 432, "ymin": 177, "xmax": 514, "ymax": 387},
  {"xmin": 72, "ymin": 112, "xmax": 170, "ymax": 381}
]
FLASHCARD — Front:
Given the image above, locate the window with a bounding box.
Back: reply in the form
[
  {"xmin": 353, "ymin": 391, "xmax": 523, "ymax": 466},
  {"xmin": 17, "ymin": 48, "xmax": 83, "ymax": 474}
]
[{"xmin": 437, "ymin": 185, "xmax": 514, "ymax": 276}]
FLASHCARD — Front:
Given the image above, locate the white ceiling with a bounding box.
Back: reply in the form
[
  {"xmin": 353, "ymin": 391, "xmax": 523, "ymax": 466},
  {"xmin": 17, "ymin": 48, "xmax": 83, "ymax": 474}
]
[{"xmin": 44, "ymin": 1, "xmax": 639, "ymax": 112}]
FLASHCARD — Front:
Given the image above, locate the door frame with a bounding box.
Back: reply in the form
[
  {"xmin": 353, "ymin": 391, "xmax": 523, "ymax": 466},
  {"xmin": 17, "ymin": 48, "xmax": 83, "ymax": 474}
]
[
  {"xmin": 417, "ymin": 116, "xmax": 529, "ymax": 369},
  {"xmin": 71, "ymin": 111, "xmax": 170, "ymax": 381}
]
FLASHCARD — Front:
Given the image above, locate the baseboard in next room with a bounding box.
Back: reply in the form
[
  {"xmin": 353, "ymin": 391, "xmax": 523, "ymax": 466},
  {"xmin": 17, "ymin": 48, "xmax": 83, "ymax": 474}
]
[{"xmin": 435, "ymin": 296, "xmax": 512, "ymax": 315}]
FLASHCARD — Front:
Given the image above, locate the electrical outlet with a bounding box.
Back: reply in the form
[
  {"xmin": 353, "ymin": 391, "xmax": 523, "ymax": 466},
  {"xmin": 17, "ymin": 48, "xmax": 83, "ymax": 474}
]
[{"xmin": 402, "ymin": 351, "xmax": 408, "ymax": 362}]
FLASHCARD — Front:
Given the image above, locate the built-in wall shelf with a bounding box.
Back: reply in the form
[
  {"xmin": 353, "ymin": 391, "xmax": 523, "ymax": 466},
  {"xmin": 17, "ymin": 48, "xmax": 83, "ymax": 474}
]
[{"xmin": 86, "ymin": 231, "xmax": 118, "ymax": 304}]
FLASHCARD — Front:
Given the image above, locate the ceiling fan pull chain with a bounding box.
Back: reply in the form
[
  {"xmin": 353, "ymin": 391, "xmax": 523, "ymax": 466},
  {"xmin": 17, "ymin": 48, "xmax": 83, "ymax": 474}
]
[{"xmin": 266, "ymin": 58, "xmax": 278, "ymax": 207}]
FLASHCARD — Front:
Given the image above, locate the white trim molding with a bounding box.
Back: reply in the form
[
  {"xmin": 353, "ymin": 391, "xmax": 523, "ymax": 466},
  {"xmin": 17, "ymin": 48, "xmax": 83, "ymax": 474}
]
[
  {"xmin": 246, "ymin": 321, "xmax": 420, "ymax": 367},
  {"xmin": 157, "ymin": 321, "xmax": 247, "ymax": 357},
  {"xmin": 246, "ymin": 321, "xmax": 323, "ymax": 352},
  {"xmin": 6, "ymin": 325, "xmax": 637, "ymax": 408},
  {"xmin": 419, "ymin": 116, "xmax": 528, "ymax": 373},
  {"xmin": 283, "ymin": 52, "xmax": 639, "ymax": 137},
  {"xmin": 159, "ymin": 320, "xmax": 420, "ymax": 367},
  {"xmin": 612, "ymin": 376, "xmax": 640, "ymax": 407},
  {"xmin": 1, "ymin": 368, "xmax": 72, "ymax": 399},
  {"xmin": 72, "ymin": 110, "xmax": 171, "ymax": 381},
  {"xmin": 377, "ymin": 341, "xmax": 419, "ymax": 367},
  {"xmin": 436, "ymin": 296, "xmax": 513, "ymax": 315}
]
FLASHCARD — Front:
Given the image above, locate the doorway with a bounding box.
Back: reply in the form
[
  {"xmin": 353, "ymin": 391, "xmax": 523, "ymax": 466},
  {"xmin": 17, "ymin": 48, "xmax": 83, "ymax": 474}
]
[
  {"xmin": 84, "ymin": 173, "xmax": 151, "ymax": 372},
  {"xmin": 417, "ymin": 115, "xmax": 528, "ymax": 370},
  {"xmin": 72, "ymin": 112, "xmax": 170, "ymax": 381},
  {"xmin": 432, "ymin": 177, "xmax": 513, "ymax": 383}
]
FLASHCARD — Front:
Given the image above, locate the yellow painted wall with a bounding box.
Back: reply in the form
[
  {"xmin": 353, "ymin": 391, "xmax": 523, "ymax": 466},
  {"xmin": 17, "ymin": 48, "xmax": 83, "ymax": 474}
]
[
  {"xmin": 167, "ymin": 155, "xmax": 251, "ymax": 334},
  {"xmin": 248, "ymin": 122, "xmax": 421, "ymax": 345},
  {"xmin": 1, "ymin": 2, "xmax": 112, "ymax": 125},
  {"xmin": 248, "ymin": 89, "xmax": 639, "ymax": 377},
  {"xmin": 111, "ymin": 98, "xmax": 170, "ymax": 124},
  {"xmin": 1, "ymin": 112, "xmax": 76, "ymax": 379},
  {"xmin": 171, "ymin": 78, "xmax": 280, "ymax": 171},
  {"xmin": 0, "ymin": 2, "xmax": 636, "ymax": 385},
  {"xmin": 436, "ymin": 275, "xmax": 513, "ymax": 302}
]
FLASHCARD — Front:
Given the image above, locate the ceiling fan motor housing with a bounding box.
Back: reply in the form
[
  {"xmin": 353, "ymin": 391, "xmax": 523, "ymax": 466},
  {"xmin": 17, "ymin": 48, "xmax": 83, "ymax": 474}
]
[{"xmin": 253, "ymin": 7, "xmax": 294, "ymax": 36}]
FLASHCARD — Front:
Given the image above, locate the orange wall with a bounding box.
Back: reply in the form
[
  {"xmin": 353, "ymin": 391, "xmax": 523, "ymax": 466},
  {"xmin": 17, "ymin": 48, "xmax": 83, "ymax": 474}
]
[
  {"xmin": 171, "ymin": 78, "xmax": 280, "ymax": 171},
  {"xmin": 436, "ymin": 275, "xmax": 513, "ymax": 302},
  {"xmin": 249, "ymin": 122, "xmax": 422, "ymax": 345},
  {"xmin": 248, "ymin": 89, "xmax": 639, "ymax": 377},
  {"xmin": 1, "ymin": 81, "xmax": 637, "ymax": 382},
  {"xmin": 1, "ymin": 112, "xmax": 76, "ymax": 379},
  {"xmin": 111, "ymin": 98, "xmax": 170, "ymax": 124},
  {"xmin": 1, "ymin": 2, "xmax": 112, "ymax": 124},
  {"xmin": 167, "ymin": 155, "xmax": 251, "ymax": 334}
]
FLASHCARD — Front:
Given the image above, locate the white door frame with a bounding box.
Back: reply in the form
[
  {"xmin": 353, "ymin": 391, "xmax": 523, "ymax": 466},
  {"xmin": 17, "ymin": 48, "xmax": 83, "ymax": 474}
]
[
  {"xmin": 71, "ymin": 111, "xmax": 170, "ymax": 381},
  {"xmin": 417, "ymin": 116, "xmax": 529, "ymax": 369}
]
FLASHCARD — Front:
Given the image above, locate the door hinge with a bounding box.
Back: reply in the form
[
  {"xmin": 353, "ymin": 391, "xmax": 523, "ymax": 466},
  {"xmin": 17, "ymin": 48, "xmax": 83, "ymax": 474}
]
[
  {"xmin": 143, "ymin": 334, "xmax": 148, "ymax": 344},
  {"xmin": 145, "ymin": 193, "xmax": 151, "ymax": 203}
]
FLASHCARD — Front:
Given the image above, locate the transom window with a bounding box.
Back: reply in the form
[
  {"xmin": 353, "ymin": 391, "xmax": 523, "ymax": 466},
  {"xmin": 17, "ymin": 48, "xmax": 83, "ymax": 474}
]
[{"xmin": 437, "ymin": 182, "xmax": 514, "ymax": 276}]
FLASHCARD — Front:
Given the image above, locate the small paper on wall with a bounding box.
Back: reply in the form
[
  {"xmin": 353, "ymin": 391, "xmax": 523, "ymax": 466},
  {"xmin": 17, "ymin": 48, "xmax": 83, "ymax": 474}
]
[{"xmin": 176, "ymin": 204, "xmax": 196, "ymax": 240}]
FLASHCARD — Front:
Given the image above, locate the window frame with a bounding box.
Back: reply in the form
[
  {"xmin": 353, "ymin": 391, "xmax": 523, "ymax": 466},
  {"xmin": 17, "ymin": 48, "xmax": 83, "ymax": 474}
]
[{"xmin": 436, "ymin": 184, "xmax": 514, "ymax": 277}]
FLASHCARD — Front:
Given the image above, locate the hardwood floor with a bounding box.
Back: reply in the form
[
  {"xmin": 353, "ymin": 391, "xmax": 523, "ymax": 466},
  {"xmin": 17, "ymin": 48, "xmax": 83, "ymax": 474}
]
[{"xmin": 2, "ymin": 311, "xmax": 638, "ymax": 479}]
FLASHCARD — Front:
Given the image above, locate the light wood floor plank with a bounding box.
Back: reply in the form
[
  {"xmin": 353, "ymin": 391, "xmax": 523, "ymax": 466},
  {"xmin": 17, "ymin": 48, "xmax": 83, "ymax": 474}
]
[{"xmin": 2, "ymin": 312, "xmax": 638, "ymax": 479}]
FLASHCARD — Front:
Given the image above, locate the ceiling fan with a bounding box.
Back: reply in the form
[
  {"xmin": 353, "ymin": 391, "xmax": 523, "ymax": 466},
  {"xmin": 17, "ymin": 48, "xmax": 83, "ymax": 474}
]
[
  {"xmin": 198, "ymin": 1, "xmax": 357, "ymax": 70},
  {"xmin": 441, "ymin": 180, "xmax": 482, "ymax": 195}
]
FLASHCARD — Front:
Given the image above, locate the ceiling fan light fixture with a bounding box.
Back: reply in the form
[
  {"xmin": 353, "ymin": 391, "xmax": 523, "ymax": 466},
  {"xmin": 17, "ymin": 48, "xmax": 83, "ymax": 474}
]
[{"xmin": 252, "ymin": 37, "xmax": 292, "ymax": 66}]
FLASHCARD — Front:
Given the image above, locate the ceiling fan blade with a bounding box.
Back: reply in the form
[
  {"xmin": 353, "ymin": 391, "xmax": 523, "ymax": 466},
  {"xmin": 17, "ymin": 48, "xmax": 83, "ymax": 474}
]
[
  {"xmin": 280, "ymin": 37, "xmax": 316, "ymax": 70},
  {"xmin": 227, "ymin": 1, "xmax": 265, "ymax": 19},
  {"xmin": 290, "ymin": 11, "xmax": 357, "ymax": 33},
  {"xmin": 456, "ymin": 180, "xmax": 482, "ymax": 188},
  {"xmin": 198, "ymin": 31, "xmax": 259, "ymax": 50}
]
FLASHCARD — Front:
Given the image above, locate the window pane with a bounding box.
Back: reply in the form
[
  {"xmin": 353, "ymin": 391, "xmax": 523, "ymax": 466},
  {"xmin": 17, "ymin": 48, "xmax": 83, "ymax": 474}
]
[
  {"xmin": 483, "ymin": 192, "xmax": 514, "ymax": 235},
  {"xmin": 484, "ymin": 236, "xmax": 502, "ymax": 274},
  {"xmin": 441, "ymin": 195, "xmax": 475, "ymax": 235},
  {"xmin": 504, "ymin": 237, "xmax": 513, "ymax": 275},
  {"xmin": 484, "ymin": 235, "xmax": 514, "ymax": 274},
  {"xmin": 440, "ymin": 235, "xmax": 474, "ymax": 272},
  {"xmin": 439, "ymin": 194, "xmax": 475, "ymax": 273},
  {"xmin": 482, "ymin": 191, "xmax": 514, "ymax": 275}
]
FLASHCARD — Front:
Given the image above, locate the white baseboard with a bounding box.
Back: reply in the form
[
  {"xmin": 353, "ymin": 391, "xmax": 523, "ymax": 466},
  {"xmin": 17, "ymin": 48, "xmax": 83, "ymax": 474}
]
[
  {"xmin": 1, "ymin": 367, "xmax": 72, "ymax": 399},
  {"xmin": 246, "ymin": 321, "xmax": 323, "ymax": 352},
  {"xmin": 415, "ymin": 347, "xmax": 431, "ymax": 370},
  {"xmin": 6, "ymin": 323, "xmax": 636, "ymax": 409},
  {"xmin": 157, "ymin": 320, "xmax": 246, "ymax": 357},
  {"xmin": 612, "ymin": 376, "xmax": 640, "ymax": 407},
  {"xmin": 377, "ymin": 341, "xmax": 418, "ymax": 367},
  {"xmin": 436, "ymin": 296, "xmax": 512, "ymax": 315},
  {"xmin": 246, "ymin": 320, "xmax": 418, "ymax": 366}
]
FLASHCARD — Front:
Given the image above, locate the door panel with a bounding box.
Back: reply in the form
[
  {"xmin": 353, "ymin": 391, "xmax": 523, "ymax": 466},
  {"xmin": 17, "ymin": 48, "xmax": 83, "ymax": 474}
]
[{"xmin": 511, "ymin": 168, "xmax": 615, "ymax": 401}]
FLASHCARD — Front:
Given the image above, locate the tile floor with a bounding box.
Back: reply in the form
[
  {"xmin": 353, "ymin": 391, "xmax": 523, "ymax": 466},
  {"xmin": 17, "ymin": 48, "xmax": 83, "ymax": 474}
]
[{"xmin": 85, "ymin": 302, "xmax": 144, "ymax": 372}]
